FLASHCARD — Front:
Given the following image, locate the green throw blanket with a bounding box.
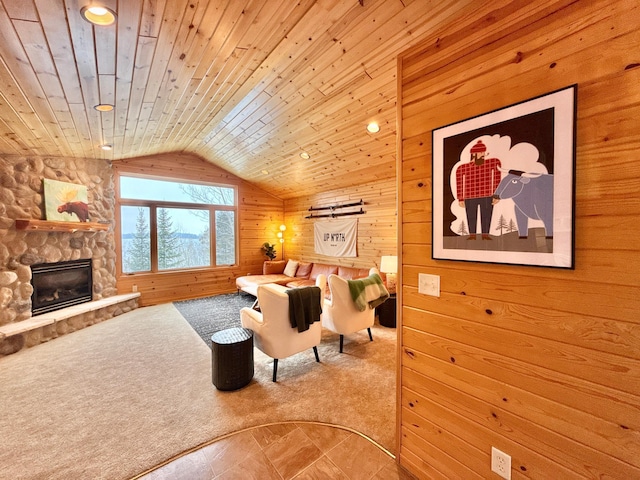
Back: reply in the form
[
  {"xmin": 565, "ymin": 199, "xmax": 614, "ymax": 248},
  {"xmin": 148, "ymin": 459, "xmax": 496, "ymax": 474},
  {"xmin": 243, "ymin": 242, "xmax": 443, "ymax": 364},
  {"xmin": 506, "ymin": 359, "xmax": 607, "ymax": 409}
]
[
  {"xmin": 286, "ymin": 286, "xmax": 322, "ymax": 332},
  {"xmin": 347, "ymin": 273, "xmax": 389, "ymax": 312}
]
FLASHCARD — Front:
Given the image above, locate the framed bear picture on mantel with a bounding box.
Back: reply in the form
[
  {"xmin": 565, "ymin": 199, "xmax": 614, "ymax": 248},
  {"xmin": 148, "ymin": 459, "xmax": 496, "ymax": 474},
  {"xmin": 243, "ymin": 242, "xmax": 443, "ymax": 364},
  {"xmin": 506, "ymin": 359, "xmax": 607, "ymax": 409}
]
[{"xmin": 431, "ymin": 85, "xmax": 577, "ymax": 269}]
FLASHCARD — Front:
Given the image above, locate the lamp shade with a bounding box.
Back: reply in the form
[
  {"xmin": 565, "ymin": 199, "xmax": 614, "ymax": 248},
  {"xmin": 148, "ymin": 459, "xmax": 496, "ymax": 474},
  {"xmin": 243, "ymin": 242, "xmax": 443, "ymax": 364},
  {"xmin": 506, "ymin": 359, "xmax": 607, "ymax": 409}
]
[{"xmin": 380, "ymin": 255, "xmax": 397, "ymax": 274}]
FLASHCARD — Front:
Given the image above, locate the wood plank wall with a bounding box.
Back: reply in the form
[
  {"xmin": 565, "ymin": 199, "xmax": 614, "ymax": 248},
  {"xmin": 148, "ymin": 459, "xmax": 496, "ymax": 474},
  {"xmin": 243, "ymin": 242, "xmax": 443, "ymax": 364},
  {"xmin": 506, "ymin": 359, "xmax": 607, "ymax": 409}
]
[
  {"xmin": 283, "ymin": 177, "xmax": 397, "ymax": 269},
  {"xmin": 113, "ymin": 153, "xmax": 284, "ymax": 305},
  {"xmin": 398, "ymin": 1, "xmax": 640, "ymax": 478}
]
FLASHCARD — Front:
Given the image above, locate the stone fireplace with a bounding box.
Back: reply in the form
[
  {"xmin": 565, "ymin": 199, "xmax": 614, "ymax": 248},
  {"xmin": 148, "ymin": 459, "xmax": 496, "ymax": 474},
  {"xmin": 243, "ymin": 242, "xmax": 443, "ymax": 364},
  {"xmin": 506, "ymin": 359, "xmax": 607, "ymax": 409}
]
[
  {"xmin": 31, "ymin": 259, "xmax": 93, "ymax": 316},
  {"xmin": 0, "ymin": 155, "xmax": 138, "ymax": 356}
]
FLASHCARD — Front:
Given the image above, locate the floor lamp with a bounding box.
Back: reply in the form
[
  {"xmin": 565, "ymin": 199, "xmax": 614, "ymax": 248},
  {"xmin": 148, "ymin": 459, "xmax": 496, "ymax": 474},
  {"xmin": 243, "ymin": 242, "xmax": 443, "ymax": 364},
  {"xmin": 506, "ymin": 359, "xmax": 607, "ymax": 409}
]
[{"xmin": 277, "ymin": 224, "xmax": 286, "ymax": 260}]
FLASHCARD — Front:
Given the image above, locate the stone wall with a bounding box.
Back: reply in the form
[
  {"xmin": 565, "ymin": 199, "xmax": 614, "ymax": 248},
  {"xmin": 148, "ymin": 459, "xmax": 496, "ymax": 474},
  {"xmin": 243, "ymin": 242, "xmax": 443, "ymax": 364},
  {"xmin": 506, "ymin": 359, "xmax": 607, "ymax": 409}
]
[{"xmin": 0, "ymin": 155, "xmax": 119, "ymax": 353}]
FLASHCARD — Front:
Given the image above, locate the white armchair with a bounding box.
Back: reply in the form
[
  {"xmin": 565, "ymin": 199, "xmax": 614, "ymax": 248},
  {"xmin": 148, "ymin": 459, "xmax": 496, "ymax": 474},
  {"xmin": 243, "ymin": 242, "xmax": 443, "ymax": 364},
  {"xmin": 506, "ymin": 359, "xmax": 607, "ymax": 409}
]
[
  {"xmin": 240, "ymin": 275, "xmax": 326, "ymax": 381},
  {"xmin": 321, "ymin": 268, "xmax": 381, "ymax": 353}
]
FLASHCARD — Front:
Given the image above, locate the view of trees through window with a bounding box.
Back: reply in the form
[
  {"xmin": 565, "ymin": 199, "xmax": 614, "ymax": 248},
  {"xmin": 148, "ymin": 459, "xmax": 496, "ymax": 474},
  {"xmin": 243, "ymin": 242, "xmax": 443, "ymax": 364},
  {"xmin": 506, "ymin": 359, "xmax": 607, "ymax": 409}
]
[{"xmin": 119, "ymin": 176, "xmax": 236, "ymax": 273}]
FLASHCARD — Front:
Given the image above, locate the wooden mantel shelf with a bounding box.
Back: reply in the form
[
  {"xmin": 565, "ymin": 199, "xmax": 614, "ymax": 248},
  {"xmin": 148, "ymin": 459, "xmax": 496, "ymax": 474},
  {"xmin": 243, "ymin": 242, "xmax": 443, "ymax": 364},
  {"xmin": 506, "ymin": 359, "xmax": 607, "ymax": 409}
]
[{"xmin": 15, "ymin": 219, "xmax": 110, "ymax": 232}]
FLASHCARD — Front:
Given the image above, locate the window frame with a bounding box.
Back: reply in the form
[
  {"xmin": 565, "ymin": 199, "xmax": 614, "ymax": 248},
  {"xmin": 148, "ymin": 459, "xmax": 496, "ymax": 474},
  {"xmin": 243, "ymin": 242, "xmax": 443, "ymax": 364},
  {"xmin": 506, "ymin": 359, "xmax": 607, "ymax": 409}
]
[{"xmin": 115, "ymin": 172, "xmax": 238, "ymax": 276}]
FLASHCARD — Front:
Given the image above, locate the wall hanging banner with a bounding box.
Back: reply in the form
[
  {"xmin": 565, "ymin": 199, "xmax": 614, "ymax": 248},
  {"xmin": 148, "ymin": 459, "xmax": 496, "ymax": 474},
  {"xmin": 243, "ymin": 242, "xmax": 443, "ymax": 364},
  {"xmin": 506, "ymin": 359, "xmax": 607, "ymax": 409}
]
[{"xmin": 314, "ymin": 218, "xmax": 358, "ymax": 257}]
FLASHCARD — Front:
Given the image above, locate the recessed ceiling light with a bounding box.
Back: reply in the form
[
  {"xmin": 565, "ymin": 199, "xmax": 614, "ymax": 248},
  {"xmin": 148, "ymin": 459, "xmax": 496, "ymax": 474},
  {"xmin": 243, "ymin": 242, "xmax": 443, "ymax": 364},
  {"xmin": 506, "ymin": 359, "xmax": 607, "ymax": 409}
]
[
  {"xmin": 261, "ymin": 169, "xmax": 269, "ymax": 175},
  {"xmin": 100, "ymin": 144, "xmax": 112, "ymax": 151},
  {"xmin": 367, "ymin": 122, "xmax": 380, "ymax": 133},
  {"xmin": 94, "ymin": 104, "xmax": 114, "ymax": 112},
  {"xmin": 80, "ymin": 5, "xmax": 117, "ymax": 26},
  {"xmin": 299, "ymin": 152, "xmax": 310, "ymax": 160}
]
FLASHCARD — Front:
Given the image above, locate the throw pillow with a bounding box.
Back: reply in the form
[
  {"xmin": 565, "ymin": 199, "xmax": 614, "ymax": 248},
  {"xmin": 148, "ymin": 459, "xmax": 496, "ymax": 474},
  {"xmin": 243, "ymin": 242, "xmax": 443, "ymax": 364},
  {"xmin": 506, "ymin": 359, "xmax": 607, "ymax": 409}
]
[
  {"xmin": 263, "ymin": 260, "xmax": 286, "ymax": 274},
  {"xmin": 296, "ymin": 262, "xmax": 313, "ymax": 278},
  {"xmin": 283, "ymin": 260, "xmax": 299, "ymax": 277}
]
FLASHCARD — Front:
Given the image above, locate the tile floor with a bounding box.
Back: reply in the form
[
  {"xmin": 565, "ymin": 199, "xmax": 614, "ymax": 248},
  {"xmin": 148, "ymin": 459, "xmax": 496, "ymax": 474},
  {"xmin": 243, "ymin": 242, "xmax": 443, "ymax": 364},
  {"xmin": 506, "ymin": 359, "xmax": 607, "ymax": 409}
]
[{"xmin": 136, "ymin": 422, "xmax": 417, "ymax": 480}]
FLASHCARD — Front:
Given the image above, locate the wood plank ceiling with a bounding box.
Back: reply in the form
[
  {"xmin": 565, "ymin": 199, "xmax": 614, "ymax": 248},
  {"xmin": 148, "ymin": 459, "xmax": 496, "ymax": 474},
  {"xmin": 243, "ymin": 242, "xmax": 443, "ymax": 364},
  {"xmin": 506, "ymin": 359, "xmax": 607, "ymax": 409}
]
[{"xmin": 0, "ymin": 0, "xmax": 464, "ymax": 199}]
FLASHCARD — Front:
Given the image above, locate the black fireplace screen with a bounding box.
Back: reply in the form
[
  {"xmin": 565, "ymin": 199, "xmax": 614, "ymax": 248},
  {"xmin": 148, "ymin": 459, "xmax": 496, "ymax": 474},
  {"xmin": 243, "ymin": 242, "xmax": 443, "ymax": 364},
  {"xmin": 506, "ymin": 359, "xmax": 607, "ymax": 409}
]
[{"xmin": 31, "ymin": 259, "xmax": 92, "ymax": 316}]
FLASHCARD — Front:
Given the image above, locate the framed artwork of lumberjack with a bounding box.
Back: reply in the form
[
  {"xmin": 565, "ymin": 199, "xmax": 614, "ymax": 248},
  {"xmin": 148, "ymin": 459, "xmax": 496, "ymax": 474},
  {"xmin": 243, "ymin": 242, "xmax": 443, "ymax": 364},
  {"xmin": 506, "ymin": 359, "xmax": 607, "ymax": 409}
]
[{"xmin": 432, "ymin": 85, "xmax": 577, "ymax": 269}]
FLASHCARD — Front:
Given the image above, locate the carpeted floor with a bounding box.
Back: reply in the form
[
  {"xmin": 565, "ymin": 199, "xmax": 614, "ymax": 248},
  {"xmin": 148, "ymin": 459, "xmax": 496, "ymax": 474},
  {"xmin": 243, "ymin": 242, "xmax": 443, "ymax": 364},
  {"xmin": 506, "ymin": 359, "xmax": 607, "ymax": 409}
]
[
  {"xmin": 0, "ymin": 301, "xmax": 397, "ymax": 480},
  {"xmin": 173, "ymin": 292, "xmax": 255, "ymax": 346}
]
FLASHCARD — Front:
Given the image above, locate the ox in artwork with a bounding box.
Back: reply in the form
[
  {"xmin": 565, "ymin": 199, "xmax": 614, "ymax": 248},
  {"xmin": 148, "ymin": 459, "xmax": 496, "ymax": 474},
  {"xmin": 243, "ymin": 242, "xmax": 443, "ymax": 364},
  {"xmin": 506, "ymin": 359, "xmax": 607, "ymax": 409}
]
[{"xmin": 494, "ymin": 170, "xmax": 554, "ymax": 239}]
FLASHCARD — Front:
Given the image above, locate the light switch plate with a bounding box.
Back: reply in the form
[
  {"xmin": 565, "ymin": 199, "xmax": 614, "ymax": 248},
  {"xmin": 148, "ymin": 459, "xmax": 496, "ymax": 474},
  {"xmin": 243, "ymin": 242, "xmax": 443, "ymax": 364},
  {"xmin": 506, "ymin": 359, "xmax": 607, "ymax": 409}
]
[{"xmin": 418, "ymin": 273, "xmax": 440, "ymax": 297}]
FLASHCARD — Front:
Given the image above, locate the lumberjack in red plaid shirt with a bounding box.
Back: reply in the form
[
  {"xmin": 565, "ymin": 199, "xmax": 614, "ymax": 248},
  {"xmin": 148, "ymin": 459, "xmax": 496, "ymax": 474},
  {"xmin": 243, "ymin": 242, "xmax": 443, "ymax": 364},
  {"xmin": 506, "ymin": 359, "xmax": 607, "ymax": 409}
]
[{"xmin": 455, "ymin": 140, "xmax": 502, "ymax": 240}]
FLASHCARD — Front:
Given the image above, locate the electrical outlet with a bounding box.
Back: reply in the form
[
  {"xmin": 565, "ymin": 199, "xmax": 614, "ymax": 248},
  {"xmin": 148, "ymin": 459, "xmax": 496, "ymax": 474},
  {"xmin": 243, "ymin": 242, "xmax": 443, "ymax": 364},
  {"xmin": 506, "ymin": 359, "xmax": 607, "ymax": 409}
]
[
  {"xmin": 491, "ymin": 447, "xmax": 511, "ymax": 480},
  {"xmin": 418, "ymin": 273, "xmax": 440, "ymax": 297}
]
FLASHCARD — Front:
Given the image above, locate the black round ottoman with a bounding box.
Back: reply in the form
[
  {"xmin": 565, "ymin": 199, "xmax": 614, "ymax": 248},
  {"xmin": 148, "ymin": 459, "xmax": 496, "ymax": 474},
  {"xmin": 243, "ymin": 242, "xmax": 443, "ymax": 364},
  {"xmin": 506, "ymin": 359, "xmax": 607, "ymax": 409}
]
[{"xmin": 211, "ymin": 327, "xmax": 254, "ymax": 391}]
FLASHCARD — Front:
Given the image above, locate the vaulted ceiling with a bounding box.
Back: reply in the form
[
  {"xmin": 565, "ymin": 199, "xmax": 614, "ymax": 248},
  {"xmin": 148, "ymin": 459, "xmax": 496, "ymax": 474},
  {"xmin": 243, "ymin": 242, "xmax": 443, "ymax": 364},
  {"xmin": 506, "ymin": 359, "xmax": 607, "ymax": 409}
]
[{"xmin": 0, "ymin": 0, "xmax": 467, "ymax": 199}]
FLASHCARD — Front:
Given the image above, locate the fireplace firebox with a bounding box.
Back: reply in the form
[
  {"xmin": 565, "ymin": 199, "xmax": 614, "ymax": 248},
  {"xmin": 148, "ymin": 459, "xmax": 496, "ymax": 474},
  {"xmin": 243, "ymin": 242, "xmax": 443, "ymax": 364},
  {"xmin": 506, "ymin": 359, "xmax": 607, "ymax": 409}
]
[{"xmin": 31, "ymin": 259, "xmax": 93, "ymax": 316}]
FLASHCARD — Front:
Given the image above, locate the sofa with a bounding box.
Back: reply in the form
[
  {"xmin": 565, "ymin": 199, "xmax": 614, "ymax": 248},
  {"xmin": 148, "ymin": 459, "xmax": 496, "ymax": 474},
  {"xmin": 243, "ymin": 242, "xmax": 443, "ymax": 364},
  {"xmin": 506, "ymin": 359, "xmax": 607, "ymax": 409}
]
[{"xmin": 236, "ymin": 260, "xmax": 377, "ymax": 298}]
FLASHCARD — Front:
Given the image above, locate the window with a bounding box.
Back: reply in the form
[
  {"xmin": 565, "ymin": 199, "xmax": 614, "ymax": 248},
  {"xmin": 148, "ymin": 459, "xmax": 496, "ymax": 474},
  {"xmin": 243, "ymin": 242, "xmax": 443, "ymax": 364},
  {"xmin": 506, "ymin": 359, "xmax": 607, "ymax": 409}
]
[{"xmin": 118, "ymin": 176, "xmax": 237, "ymax": 273}]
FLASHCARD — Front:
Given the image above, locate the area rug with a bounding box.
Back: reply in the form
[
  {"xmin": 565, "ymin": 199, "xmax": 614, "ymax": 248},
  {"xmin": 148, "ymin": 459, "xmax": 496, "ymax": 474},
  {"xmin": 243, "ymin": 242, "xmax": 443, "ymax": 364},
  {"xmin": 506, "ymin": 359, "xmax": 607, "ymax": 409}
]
[
  {"xmin": 173, "ymin": 292, "xmax": 254, "ymax": 346},
  {"xmin": 0, "ymin": 303, "xmax": 397, "ymax": 480}
]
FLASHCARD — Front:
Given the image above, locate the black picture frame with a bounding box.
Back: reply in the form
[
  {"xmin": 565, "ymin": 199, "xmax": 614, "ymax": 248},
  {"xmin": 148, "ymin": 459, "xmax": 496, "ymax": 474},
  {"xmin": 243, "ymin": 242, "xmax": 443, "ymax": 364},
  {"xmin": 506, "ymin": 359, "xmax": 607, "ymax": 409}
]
[{"xmin": 432, "ymin": 85, "xmax": 577, "ymax": 269}]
